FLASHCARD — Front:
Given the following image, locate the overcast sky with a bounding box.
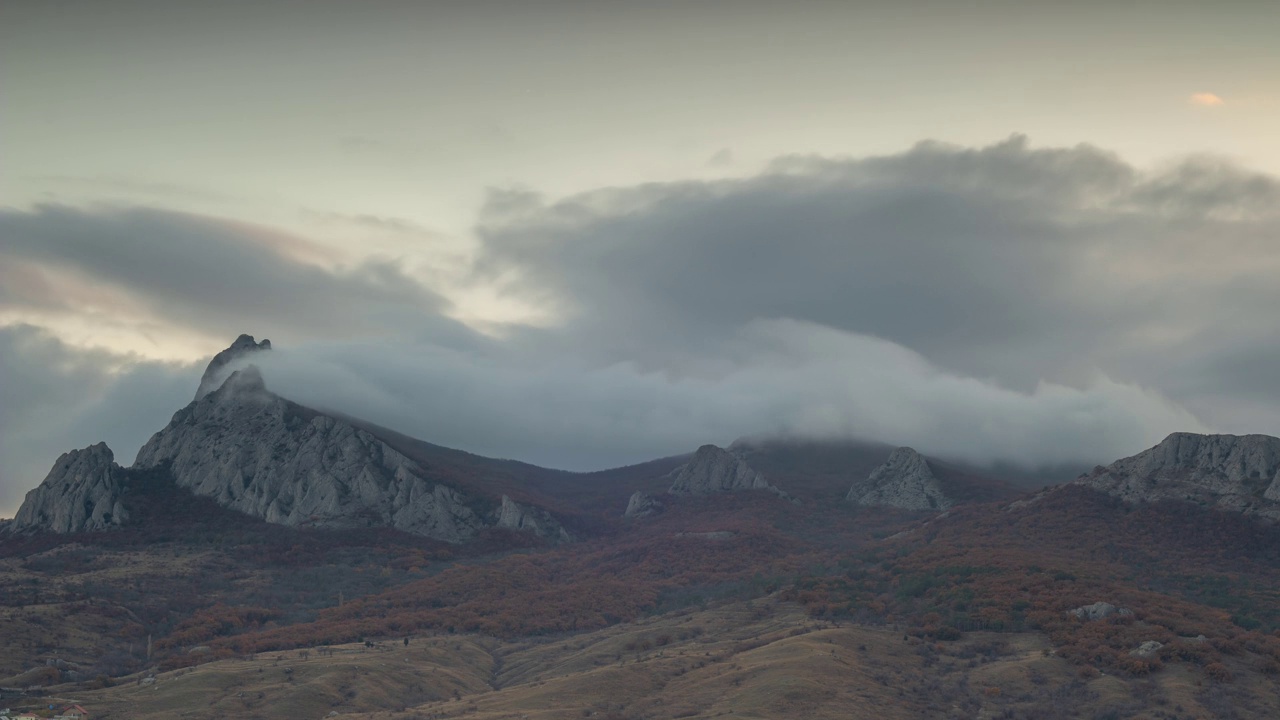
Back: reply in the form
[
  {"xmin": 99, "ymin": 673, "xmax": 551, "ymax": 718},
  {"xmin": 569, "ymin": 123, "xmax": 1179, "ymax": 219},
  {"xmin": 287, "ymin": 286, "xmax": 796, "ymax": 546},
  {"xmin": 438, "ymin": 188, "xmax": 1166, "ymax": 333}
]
[{"xmin": 2, "ymin": 0, "xmax": 1279, "ymax": 515}]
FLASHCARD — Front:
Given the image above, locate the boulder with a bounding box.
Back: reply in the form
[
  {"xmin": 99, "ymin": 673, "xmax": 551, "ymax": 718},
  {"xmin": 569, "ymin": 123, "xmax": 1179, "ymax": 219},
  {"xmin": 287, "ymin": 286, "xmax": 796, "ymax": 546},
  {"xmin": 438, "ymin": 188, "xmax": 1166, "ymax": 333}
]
[
  {"xmin": 1130, "ymin": 641, "xmax": 1164, "ymax": 658},
  {"xmin": 1068, "ymin": 602, "xmax": 1133, "ymax": 621}
]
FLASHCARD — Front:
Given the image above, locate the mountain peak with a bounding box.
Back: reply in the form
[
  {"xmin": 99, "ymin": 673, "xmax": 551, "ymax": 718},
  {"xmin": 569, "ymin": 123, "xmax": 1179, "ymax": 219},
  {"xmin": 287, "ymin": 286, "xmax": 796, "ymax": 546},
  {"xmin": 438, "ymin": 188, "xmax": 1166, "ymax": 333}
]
[
  {"xmin": 668, "ymin": 444, "xmax": 787, "ymax": 498},
  {"xmin": 10, "ymin": 443, "xmax": 129, "ymax": 533},
  {"xmin": 847, "ymin": 446, "xmax": 952, "ymax": 511},
  {"xmin": 195, "ymin": 334, "xmax": 272, "ymax": 400},
  {"xmin": 1077, "ymin": 431, "xmax": 1280, "ymax": 519}
]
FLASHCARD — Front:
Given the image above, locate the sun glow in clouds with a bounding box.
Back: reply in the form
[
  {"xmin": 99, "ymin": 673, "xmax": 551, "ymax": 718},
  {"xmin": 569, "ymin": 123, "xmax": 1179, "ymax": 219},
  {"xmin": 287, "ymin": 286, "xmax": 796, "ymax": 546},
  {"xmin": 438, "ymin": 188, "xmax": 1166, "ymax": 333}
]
[{"xmin": 1189, "ymin": 92, "xmax": 1224, "ymax": 107}]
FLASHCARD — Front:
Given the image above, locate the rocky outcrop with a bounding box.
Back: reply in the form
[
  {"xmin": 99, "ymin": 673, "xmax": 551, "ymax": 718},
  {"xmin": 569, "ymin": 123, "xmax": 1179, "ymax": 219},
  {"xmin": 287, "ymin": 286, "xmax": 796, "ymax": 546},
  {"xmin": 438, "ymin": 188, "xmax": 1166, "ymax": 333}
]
[
  {"xmin": 136, "ymin": 366, "xmax": 490, "ymax": 543},
  {"xmin": 195, "ymin": 333, "xmax": 272, "ymax": 401},
  {"xmin": 1077, "ymin": 432, "xmax": 1280, "ymax": 521},
  {"xmin": 1069, "ymin": 602, "xmax": 1133, "ymax": 621},
  {"xmin": 669, "ymin": 445, "xmax": 785, "ymax": 497},
  {"xmin": 1131, "ymin": 641, "xmax": 1163, "ymax": 658},
  {"xmin": 624, "ymin": 491, "xmax": 663, "ymax": 518},
  {"xmin": 847, "ymin": 447, "xmax": 951, "ymax": 511},
  {"xmin": 495, "ymin": 495, "xmax": 573, "ymax": 542},
  {"xmin": 10, "ymin": 443, "xmax": 130, "ymax": 533}
]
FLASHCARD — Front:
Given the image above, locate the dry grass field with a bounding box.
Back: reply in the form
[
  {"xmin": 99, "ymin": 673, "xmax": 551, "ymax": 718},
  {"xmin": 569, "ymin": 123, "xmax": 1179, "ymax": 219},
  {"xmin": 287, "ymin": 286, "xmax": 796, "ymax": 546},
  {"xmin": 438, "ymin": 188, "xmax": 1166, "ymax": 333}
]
[{"xmin": 25, "ymin": 599, "xmax": 1278, "ymax": 720}]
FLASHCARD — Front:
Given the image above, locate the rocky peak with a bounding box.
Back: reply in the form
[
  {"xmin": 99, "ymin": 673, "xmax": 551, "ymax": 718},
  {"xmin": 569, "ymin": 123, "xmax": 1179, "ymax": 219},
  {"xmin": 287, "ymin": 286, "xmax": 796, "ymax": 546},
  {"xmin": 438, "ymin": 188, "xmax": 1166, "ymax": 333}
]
[
  {"xmin": 624, "ymin": 491, "xmax": 664, "ymax": 518},
  {"xmin": 195, "ymin": 333, "xmax": 272, "ymax": 401},
  {"xmin": 495, "ymin": 495, "xmax": 573, "ymax": 542},
  {"xmin": 668, "ymin": 444, "xmax": 787, "ymax": 498},
  {"xmin": 136, "ymin": 371, "xmax": 491, "ymax": 543},
  {"xmin": 134, "ymin": 368, "xmax": 572, "ymax": 544},
  {"xmin": 1077, "ymin": 432, "xmax": 1280, "ymax": 520},
  {"xmin": 10, "ymin": 443, "xmax": 130, "ymax": 533},
  {"xmin": 847, "ymin": 447, "xmax": 952, "ymax": 511}
]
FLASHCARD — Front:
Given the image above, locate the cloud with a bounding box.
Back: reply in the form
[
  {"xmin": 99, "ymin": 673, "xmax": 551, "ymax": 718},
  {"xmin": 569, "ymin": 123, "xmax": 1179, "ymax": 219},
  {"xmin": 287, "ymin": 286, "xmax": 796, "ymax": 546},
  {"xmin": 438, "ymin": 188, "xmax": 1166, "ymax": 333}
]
[
  {"xmin": 0, "ymin": 325, "xmax": 199, "ymax": 516},
  {"xmin": 3, "ymin": 136, "xmax": 1280, "ymax": 502},
  {"xmin": 0, "ymin": 204, "xmax": 485, "ymax": 352},
  {"xmin": 1189, "ymin": 92, "xmax": 1224, "ymax": 106},
  {"xmin": 248, "ymin": 319, "xmax": 1203, "ymax": 474},
  {"xmin": 475, "ymin": 135, "xmax": 1280, "ymax": 436}
]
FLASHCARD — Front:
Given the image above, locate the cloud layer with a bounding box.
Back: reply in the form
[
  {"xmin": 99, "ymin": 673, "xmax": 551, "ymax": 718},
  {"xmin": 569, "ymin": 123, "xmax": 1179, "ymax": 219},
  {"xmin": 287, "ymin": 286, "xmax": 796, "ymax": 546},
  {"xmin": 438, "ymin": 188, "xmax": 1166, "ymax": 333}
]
[{"xmin": 3, "ymin": 136, "xmax": 1280, "ymax": 513}]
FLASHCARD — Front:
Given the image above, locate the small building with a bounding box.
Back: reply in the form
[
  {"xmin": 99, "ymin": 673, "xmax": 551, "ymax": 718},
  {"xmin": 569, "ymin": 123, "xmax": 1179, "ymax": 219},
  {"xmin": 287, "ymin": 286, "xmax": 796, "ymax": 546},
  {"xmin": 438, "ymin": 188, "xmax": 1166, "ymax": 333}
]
[{"xmin": 56, "ymin": 706, "xmax": 90, "ymax": 720}]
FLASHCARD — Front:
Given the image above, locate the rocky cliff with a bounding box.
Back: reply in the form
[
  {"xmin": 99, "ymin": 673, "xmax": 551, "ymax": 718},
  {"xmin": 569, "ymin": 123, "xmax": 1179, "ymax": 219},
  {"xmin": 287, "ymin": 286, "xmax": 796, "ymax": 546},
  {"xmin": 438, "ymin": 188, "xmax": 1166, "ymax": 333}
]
[
  {"xmin": 10, "ymin": 443, "xmax": 130, "ymax": 533},
  {"xmin": 668, "ymin": 445, "xmax": 787, "ymax": 498},
  {"xmin": 195, "ymin": 333, "xmax": 271, "ymax": 400},
  {"xmin": 135, "ymin": 366, "xmax": 500, "ymax": 542},
  {"xmin": 846, "ymin": 447, "xmax": 952, "ymax": 511},
  {"xmin": 1077, "ymin": 432, "xmax": 1280, "ymax": 520},
  {"xmin": 624, "ymin": 491, "xmax": 663, "ymax": 518},
  {"xmin": 106, "ymin": 333, "xmax": 571, "ymax": 543},
  {"xmin": 496, "ymin": 495, "xmax": 573, "ymax": 542}
]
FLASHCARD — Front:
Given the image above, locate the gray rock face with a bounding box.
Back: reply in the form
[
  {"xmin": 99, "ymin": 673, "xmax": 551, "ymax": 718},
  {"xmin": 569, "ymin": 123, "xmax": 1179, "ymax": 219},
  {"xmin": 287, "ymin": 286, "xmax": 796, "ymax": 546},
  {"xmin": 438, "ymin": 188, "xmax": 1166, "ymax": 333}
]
[
  {"xmin": 624, "ymin": 491, "xmax": 663, "ymax": 518},
  {"xmin": 669, "ymin": 445, "xmax": 783, "ymax": 496},
  {"xmin": 136, "ymin": 367, "xmax": 493, "ymax": 543},
  {"xmin": 195, "ymin": 334, "xmax": 272, "ymax": 401},
  {"xmin": 847, "ymin": 447, "xmax": 952, "ymax": 511},
  {"xmin": 1078, "ymin": 432, "xmax": 1280, "ymax": 520},
  {"xmin": 495, "ymin": 495, "xmax": 573, "ymax": 542},
  {"xmin": 11, "ymin": 443, "xmax": 130, "ymax": 533}
]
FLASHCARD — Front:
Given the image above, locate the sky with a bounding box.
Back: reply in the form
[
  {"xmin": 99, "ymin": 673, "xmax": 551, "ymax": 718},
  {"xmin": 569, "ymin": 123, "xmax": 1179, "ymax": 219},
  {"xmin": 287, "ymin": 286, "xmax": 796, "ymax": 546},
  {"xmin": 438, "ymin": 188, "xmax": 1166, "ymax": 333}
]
[{"xmin": 2, "ymin": 0, "xmax": 1279, "ymax": 515}]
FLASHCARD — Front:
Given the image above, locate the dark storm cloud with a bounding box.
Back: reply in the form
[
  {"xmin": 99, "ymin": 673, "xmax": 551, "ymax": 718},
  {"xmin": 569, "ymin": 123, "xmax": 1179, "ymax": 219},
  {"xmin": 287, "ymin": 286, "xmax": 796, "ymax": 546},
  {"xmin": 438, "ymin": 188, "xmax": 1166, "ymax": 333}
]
[
  {"xmin": 5, "ymin": 137, "xmax": 1280, "ymax": 508},
  {"xmin": 0, "ymin": 325, "xmax": 199, "ymax": 515},
  {"xmin": 476, "ymin": 135, "xmax": 1280, "ymax": 415},
  {"xmin": 0, "ymin": 204, "xmax": 481, "ymax": 348}
]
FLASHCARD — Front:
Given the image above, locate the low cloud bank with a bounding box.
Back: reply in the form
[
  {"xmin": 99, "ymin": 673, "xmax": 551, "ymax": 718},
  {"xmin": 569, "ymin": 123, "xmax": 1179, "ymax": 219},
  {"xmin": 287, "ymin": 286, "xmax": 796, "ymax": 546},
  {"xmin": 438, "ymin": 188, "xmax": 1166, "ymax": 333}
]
[{"xmin": 252, "ymin": 318, "xmax": 1201, "ymax": 472}]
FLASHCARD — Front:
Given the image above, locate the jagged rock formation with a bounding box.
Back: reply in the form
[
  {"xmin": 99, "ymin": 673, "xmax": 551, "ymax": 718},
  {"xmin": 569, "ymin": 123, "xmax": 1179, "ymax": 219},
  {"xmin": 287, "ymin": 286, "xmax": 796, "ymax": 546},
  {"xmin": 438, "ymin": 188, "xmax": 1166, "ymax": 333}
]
[
  {"xmin": 624, "ymin": 491, "xmax": 663, "ymax": 518},
  {"xmin": 846, "ymin": 447, "xmax": 952, "ymax": 511},
  {"xmin": 195, "ymin": 333, "xmax": 271, "ymax": 400},
  {"xmin": 135, "ymin": 366, "xmax": 493, "ymax": 542},
  {"xmin": 94, "ymin": 334, "xmax": 576, "ymax": 543},
  {"xmin": 668, "ymin": 445, "xmax": 787, "ymax": 498},
  {"xmin": 495, "ymin": 495, "xmax": 573, "ymax": 542},
  {"xmin": 10, "ymin": 443, "xmax": 130, "ymax": 533},
  {"xmin": 1077, "ymin": 432, "xmax": 1280, "ymax": 521},
  {"xmin": 12, "ymin": 335, "xmax": 576, "ymax": 543}
]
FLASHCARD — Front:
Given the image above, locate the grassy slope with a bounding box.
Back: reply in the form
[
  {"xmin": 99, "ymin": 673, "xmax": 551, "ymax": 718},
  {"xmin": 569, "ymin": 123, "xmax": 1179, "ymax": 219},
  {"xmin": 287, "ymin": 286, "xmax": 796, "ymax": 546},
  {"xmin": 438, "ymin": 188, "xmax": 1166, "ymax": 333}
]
[{"xmin": 38, "ymin": 600, "xmax": 1280, "ymax": 720}]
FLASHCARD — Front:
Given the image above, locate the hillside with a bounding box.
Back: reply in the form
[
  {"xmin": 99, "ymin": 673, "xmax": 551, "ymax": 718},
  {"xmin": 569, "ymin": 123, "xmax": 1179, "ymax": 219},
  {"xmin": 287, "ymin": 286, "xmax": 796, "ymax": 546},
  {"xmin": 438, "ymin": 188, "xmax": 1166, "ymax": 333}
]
[
  {"xmin": 6, "ymin": 337, "xmax": 1280, "ymax": 718},
  {"xmin": 28, "ymin": 600, "xmax": 1280, "ymax": 720}
]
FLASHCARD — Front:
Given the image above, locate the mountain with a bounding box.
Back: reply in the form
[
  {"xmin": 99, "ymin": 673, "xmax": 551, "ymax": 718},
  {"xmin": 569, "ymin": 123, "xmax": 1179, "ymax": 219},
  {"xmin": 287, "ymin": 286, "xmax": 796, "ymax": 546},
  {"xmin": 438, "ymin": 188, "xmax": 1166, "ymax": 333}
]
[
  {"xmin": 10, "ymin": 335, "xmax": 575, "ymax": 544},
  {"xmin": 194, "ymin": 333, "xmax": 271, "ymax": 400},
  {"xmin": 846, "ymin": 446, "xmax": 952, "ymax": 511},
  {"xmin": 667, "ymin": 444, "xmax": 788, "ymax": 498},
  {"xmin": 8, "ymin": 343, "xmax": 1280, "ymax": 719},
  {"xmin": 9, "ymin": 443, "xmax": 129, "ymax": 533},
  {"xmin": 137, "ymin": 361, "xmax": 572, "ymax": 543},
  {"xmin": 1074, "ymin": 431, "xmax": 1280, "ymax": 520},
  {"xmin": 729, "ymin": 436, "xmax": 1026, "ymax": 506}
]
